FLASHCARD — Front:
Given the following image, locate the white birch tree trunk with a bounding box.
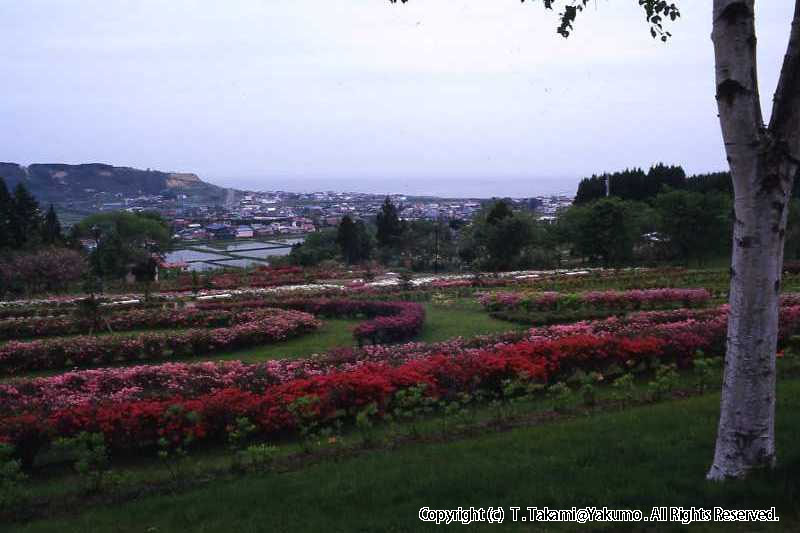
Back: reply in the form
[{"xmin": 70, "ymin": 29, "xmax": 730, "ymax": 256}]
[{"xmin": 708, "ymin": 0, "xmax": 800, "ymax": 480}]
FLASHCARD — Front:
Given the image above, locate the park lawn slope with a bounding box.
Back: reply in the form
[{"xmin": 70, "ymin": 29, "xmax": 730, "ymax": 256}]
[
  {"xmin": 15, "ymin": 379, "xmax": 800, "ymax": 533},
  {"xmin": 203, "ymin": 303, "xmax": 525, "ymax": 364}
]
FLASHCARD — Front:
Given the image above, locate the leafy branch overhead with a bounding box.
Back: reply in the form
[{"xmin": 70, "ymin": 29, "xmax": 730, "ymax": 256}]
[{"xmin": 389, "ymin": 0, "xmax": 680, "ymax": 40}]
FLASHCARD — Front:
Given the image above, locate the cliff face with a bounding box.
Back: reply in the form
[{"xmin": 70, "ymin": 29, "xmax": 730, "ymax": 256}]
[
  {"xmin": 165, "ymin": 173, "xmax": 202, "ymax": 188},
  {"xmin": 0, "ymin": 162, "xmax": 225, "ymax": 204}
]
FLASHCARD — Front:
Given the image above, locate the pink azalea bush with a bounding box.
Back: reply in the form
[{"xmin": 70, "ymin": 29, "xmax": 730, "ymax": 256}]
[
  {"xmin": 0, "ymin": 309, "xmax": 321, "ymax": 376},
  {"xmin": 478, "ymin": 288, "xmax": 712, "ymax": 313},
  {"xmin": 4, "ymin": 303, "xmax": 800, "ymax": 464},
  {"xmin": 5, "ymin": 303, "xmax": 800, "ymax": 418},
  {"xmin": 198, "ymin": 298, "xmax": 426, "ymax": 345},
  {"xmin": 0, "ymin": 307, "xmax": 261, "ymax": 340}
]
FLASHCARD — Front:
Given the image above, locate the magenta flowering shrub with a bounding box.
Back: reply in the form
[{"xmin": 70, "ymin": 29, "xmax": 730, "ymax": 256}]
[
  {"xmin": 351, "ymin": 303, "xmax": 425, "ymax": 345},
  {"xmin": 5, "ymin": 303, "xmax": 800, "ymax": 419},
  {"xmin": 0, "ymin": 340, "xmax": 494, "ymax": 416},
  {"xmin": 0, "ymin": 308, "xmax": 321, "ymax": 376},
  {"xmin": 478, "ymin": 288, "xmax": 712, "ymax": 313},
  {"xmin": 0, "ymin": 308, "xmax": 261, "ymax": 340},
  {"xmin": 0, "ymin": 247, "xmax": 88, "ymax": 298},
  {"xmin": 198, "ymin": 298, "xmax": 426, "ymax": 345},
  {"xmin": 5, "ymin": 304, "xmax": 800, "ymax": 462}
]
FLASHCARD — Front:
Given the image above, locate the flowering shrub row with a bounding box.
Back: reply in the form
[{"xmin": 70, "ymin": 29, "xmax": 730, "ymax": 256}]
[
  {"xmin": 351, "ymin": 303, "xmax": 426, "ymax": 345},
  {"xmin": 272, "ymin": 300, "xmax": 425, "ymax": 345},
  {"xmin": 0, "ymin": 309, "xmax": 321, "ymax": 376},
  {"xmin": 0, "ymin": 350, "xmax": 546, "ymax": 462},
  {"xmin": 0, "ymin": 336, "xmax": 519, "ymax": 416},
  {"xmin": 198, "ymin": 298, "xmax": 425, "ymax": 345},
  {"xmin": 0, "ymin": 307, "xmax": 261, "ymax": 340},
  {"xmin": 169, "ymin": 264, "xmax": 391, "ymax": 292},
  {"xmin": 5, "ymin": 303, "xmax": 799, "ymax": 420},
  {"xmin": 7, "ymin": 303, "xmax": 800, "ymax": 461},
  {"xmin": 478, "ymin": 288, "xmax": 712, "ymax": 313}
]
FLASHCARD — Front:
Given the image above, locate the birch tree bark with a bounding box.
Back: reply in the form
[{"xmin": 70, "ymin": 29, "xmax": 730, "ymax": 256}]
[{"xmin": 708, "ymin": 0, "xmax": 800, "ymax": 480}]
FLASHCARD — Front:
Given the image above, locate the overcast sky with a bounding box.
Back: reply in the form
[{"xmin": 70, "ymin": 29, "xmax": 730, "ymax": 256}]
[{"xmin": 0, "ymin": 1, "xmax": 795, "ymax": 196}]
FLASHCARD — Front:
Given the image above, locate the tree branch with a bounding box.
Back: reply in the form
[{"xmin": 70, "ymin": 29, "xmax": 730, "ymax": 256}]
[
  {"xmin": 712, "ymin": 0, "xmax": 763, "ymax": 184},
  {"xmin": 768, "ymin": 0, "xmax": 800, "ymax": 161},
  {"xmin": 389, "ymin": 1, "xmax": 680, "ymax": 41}
]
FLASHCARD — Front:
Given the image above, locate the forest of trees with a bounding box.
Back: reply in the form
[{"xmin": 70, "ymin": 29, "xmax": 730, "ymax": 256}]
[
  {"xmin": 0, "ymin": 162, "xmax": 771, "ymax": 293},
  {"xmin": 0, "ymin": 177, "xmax": 86, "ymax": 297},
  {"xmin": 0, "ymin": 176, "xmax": 174, "ymax": 297},
  {"xmin": 288, "ymin": 163, "xmax": 756, "ymax": 272},
  {"xmin": 1, "ymin": 161, "xmax": 787, "ymax": 288}
]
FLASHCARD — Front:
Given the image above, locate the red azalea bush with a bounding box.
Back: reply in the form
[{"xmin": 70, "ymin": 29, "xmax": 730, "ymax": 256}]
[
  {"xmin": 9, "ymin": 302, "xmax": 800, "ymax": 418},
  {"xmin": 0, "ymin": 334, "xmax": 526, "ymax": 416},
  {"xmin": 0, "ymin": 349, "xmax": 549, "ymax": 459},
  {"xmin": 0, "ymin": 309, "xmax": 321, "ymax": 376},
  {"xmin": 5, "ymin": 303, "xmax": 800, "ymax": 463}
]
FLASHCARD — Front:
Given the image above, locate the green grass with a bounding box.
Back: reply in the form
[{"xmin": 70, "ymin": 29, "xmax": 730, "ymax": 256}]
[
  {"xmin": 417, "ymin": 303, "xmax": 527, "ymax": 343},
  {"xmin": 211, "ymin": 318, "xmax": 361, "ymax": 363},
  {"xmin": 11, "ymin": 297, "xmax": 795, "ymax": 531},
  {"xmin": 15, "ymin": 379, "xmax": 800, "ymax": 532},
  {"xmin": 213, "ymin": 303, "xmax": 524, "ymax": 363}
]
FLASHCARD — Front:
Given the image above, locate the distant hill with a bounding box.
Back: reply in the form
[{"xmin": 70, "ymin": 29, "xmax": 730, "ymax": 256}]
[{"xmin": 0, "ymin": 162, "xmax": 230, "ymax": 206}]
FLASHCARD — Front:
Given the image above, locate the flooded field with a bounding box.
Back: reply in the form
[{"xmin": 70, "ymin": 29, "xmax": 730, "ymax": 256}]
[
  {"xmin": 164, "ymin": 250, "xmax": 230, "ymax": 263},
  {"xmin": 167, "ymin": 237, "xmax": 303, "ymax": 270}
]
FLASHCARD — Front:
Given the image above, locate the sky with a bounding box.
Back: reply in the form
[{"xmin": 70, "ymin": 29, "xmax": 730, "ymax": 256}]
[{"xmin": 0, "ymin": 1, "xmax": 796, "ymax": 197}]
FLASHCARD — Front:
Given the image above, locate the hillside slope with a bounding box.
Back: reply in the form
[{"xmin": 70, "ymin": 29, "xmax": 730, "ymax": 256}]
[{"xmin": 0, "ymin": 162, "xmax": 228, "ymax": 205}]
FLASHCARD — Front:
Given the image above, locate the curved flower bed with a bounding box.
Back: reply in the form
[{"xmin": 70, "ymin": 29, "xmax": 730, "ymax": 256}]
[
  {"xmin": 0, "ymin": 307, "xmax": 266, "ymax": 341},
  {"xmin": 5, "ymin": 306, "xmax": 800, "ymax": 463},
  {"xmin": 479, "ymin": 288, "xmax": 712, "ymax": 313},
  {"xmin": 0, "ymin": 308, "xmax": 321, "ymax": 376},
  {"xmin": 198, "ymin": 298, "xmax": 425, "ymax": 345},
  {"xmin": 0, "ymin": 336, "xmax": 518, "ymax": 417},
  {"xmin": 4, "ymin": 303, "xmax": 800, "ymax": 464}
]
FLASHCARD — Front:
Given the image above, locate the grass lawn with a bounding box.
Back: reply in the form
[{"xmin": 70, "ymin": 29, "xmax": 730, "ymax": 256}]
[
  {"xmin": 204, "ymin": 303, "xmax": 526, "ymax": 364},
  {"xmin": 418, "ymin": 303, "xmax": 527, "ymax": 343},
  {"xmin": 15, "ymin": 378, "xmax": 800, "ymax": 532},
  {"xmin": 211, "ymin": 318, "xmax": 361, "ymax": 363}
]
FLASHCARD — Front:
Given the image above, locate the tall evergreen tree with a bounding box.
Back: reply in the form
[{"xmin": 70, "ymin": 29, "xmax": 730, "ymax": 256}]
[
  {"xmin": 376, "ymin": 197, "xmax": 404, "ymax": 248},
  {"xmin": 574, "ymin": 174, "xmax": 608, "ymax": 204},
  {"xmin": 354, "ymin": 220, "xmax": 373, "ymax": 263},
  {"xmin": 0, "ymin": 178, "xmax": 11, "ymax": 249},
  {"xmin": 336, "ymin": 215, "xmax": 372, "ymax": 264},
  {"xmin": 41, "ymin": 204, "xmax": 63, "ymax": 245},
  {"xmin": 11, "ymin": 183, "xmax": 42, "ymax": 249},
  {"xmin": 646, "ymin": 163, "xmax": 686, "ymax": 196},
  {"xmin": 336, "ymin": 216, "xmax": 360, "ymax": 264},
  {"xmin": 485, "ymin": 200, "xmax": 513, "ymax": 225}
]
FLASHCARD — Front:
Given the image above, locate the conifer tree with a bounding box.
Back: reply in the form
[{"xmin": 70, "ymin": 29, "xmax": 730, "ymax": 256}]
[
  {"xmin": 41, "ymin": 204, "xmax": 63, "ymax": 245},
  {"xmin": 0, "ymin": 178, "xmax": 11, "ymax": 249},
  {"xmin": 376, "ymin": 197, "xmax": 404, "ymax": 248},
  {"xmin": 10, "ymin": 182, "xmax": 42, "ymax": 248}
]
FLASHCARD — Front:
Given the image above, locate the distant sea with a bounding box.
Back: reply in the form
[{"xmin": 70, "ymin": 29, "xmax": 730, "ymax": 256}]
[{"xmin": 213, "ymin": 176, "xmax": 578, "ymax": 199}]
